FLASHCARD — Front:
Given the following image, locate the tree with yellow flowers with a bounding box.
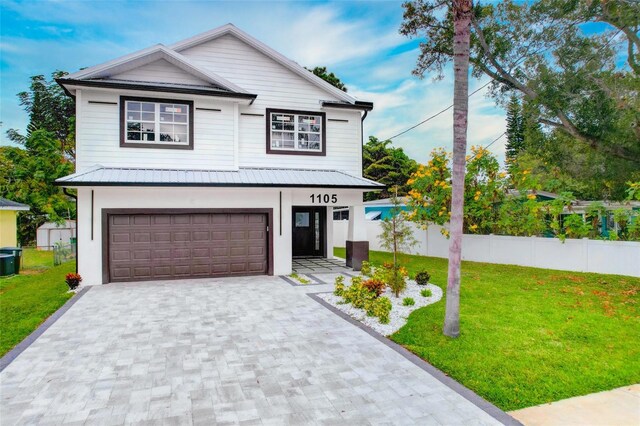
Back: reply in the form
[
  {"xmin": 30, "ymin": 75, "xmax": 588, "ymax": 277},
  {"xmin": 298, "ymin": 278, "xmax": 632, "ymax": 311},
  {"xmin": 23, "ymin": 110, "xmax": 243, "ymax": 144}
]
[{"xmin": 407, "ymin": 146, "xmax": 508, "ymax": 235}]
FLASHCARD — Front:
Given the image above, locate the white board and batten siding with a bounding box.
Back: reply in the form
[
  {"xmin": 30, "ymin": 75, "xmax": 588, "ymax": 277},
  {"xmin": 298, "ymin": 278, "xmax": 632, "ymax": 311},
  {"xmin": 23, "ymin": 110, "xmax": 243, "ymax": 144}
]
[
  {"xmin": 111, "ymin": 59, "xmax": 210, "ymax": 86},
  {"xmin": 180, "ymin": 34, "xmax": 363, "ymax": 176},
  {"xmin": 76, "ymin": 88, "xmax": 235, "ymax": 172},
  {"xmin": 75, "ymin": 33, "xmax": 365, "ymax": 175}
]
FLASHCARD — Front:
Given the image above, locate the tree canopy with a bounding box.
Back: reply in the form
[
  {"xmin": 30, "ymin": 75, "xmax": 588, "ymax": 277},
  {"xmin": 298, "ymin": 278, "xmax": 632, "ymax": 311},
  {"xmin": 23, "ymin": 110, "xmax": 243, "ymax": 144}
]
[
  {"xmin": 306, "ymin": 66, "xmax": 348, "ymax": 92},
  {"xmin": 2, "ymin": 71, "xmax": 76, "ymax": 245},
  {"xmin": 401, "ymin": 0, "xmax": 640, "ymax": 166},
  {"xmin": 363, "ymin": 136, "xmax": 419, "ymax": 200}
]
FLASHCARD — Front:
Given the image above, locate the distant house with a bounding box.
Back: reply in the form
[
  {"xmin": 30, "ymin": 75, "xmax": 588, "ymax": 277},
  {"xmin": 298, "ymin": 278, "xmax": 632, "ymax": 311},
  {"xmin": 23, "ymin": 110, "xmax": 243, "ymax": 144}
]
[
  {"xmin": 0, "ymin": 198, "xmax": 30, "ymax": 247},
  {"xmin": 36, "ymin": 220, "xmax": 77, "ymax": 251},
  {"xmin": 334, "ymin": 197, "xmax": 410, "ymax": 221},
  {"xmin": 508, "ymin": 190, "xmax": 640, "ymax": 237}
]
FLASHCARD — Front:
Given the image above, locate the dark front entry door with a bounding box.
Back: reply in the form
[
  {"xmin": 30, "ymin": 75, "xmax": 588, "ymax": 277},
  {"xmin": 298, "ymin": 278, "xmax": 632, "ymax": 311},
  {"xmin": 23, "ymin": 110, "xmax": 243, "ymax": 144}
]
[{"xmin": 292, "ymin": 207, "xmax": 325, "ymax": 257}]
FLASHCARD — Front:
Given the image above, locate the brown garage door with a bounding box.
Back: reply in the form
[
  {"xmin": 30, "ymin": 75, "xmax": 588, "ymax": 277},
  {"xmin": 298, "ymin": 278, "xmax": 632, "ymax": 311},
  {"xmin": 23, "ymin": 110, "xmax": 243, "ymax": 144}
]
[{"xmin": 107, "ymin": 212, "xmax": 268, "ymax": 282}]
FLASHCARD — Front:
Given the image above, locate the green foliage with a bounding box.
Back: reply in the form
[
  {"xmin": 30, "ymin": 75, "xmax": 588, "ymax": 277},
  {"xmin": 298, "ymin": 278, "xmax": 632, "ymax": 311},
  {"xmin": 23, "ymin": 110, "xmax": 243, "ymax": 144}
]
[
  {"xmin": 363, "ymin": 137, "xmax": 418, "ymax": 201},
  {"xmin": 1, "ymin": 130, "xmax": 75, "ymax": 245},
  {"xmin": 400, "ymin": 1, "xmax": 640, "ymax": 167},
  {"xmin": 420, "ymin": 288, "xmax": 433, "ymax": 298},
  {"xmin": 415, "ymin": 270, "xmax": 431, "ymax": 285},
  {"xmin": 7, "ymin": 71, "xmax": 76, "ymax": 158},
  {"xmin": 402, "ymin": 297, "xmax": 415, "ymax": 306},
  {"xmin": 336, "ymin": 247, "xmax": 640, "ymax": 411},
  {"xmin": 289, "ymin": 273, "xmax": 311, "ymax": 285},
  {"xmin": 626, "ymin": 182, "xmax": 640, "ymax": 201},
  {"xmin": 387, "ymin": 269, "xmax": 407, "ymax": 298},
  {"xmin": 2, "ymin": 71, "xmax": 77, "ymax": 245},
  {"xmin": 378, "ymin": 189, "xmax": 418, "ymax": 268},
  {"xmin": 505, "ymin": 95, "xmax": 525, "ymax": 168},
  {"xmin": 408, "ymin": 147, "xmax": 507, "ymax": 235},
  {"xmin": 0, "ymin": 259, "xmax": 75, "ymax": 356},
  {"xmin": 334, "ymin": 275, "xmax": 345, "ymax": 296},
  {"xmin": 365, "ymin": 296, "xmax": 392, "ymax": 324},
  {"xmin": 360, "ymin": 261, "xmax": 372, "ymax": 277},
  {"xmin": 362, "ymin": 278, "xmax": 386, "ymax": 297},
  {"xmin": 305, "ymin": 66, "xmax": 348, "ymax": 92},
  {"xmin": 342, "ymin": 279, "xmax": 377, "ymax": 310}
]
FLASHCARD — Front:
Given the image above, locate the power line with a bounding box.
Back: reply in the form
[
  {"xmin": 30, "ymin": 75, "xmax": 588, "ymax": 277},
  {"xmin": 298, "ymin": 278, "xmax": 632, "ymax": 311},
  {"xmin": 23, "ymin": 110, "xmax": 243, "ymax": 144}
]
[
  {"xmin": 384, "ymin": 23, "xmax": 626, "ymax": 142},
  {"xmin": 483, "ymin": 132, "xmax": 506, "ymax": 151},
  {"xmin": 385, "ymin": 80, "xmax": 491, "ymax": 140}
]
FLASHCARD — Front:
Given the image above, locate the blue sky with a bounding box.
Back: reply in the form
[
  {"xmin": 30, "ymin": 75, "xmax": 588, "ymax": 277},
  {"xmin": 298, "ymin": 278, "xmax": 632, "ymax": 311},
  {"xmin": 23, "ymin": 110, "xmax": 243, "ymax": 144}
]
[{"xmin": 0, "ymin": 0, "xmax": 507, "ymax": 163}]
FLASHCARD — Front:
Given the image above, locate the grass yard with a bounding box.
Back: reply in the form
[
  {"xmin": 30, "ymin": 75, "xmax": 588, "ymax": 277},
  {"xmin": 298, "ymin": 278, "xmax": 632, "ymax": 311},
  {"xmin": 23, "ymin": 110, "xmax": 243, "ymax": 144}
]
[
  {"xmin": 0, "ymin": 249, "xmax": 75, "ymax": 356},
  {"xmin": 335, "ymin": 248, "xmax": 640, "ymax": 411}
]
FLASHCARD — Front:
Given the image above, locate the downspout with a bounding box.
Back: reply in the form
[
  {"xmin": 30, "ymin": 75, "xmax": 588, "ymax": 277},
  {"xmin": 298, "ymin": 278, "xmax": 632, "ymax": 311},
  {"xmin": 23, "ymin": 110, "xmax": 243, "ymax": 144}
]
[
  {"xmin": 63, "ymin": 188, "xmax": 78, "ymax": 273},
  {"xmin": 361, "ymin": 110, "xmax": 369, "ymax": 202}
]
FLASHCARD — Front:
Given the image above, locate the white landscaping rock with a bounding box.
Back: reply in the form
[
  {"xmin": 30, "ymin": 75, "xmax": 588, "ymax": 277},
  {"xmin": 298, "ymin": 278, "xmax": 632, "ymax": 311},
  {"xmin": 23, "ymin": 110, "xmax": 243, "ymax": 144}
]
[{"xmin": 317, "ymin": 279, "xmax": 443, "ymax": 336}]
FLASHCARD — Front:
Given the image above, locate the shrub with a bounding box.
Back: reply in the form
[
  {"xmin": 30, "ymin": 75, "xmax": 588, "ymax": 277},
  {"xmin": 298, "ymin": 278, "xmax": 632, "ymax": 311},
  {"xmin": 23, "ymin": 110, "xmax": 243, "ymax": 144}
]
[
  {"xmin": 334, "ymin": 275, "xmax": 345, "ymax": 296},
  {"xmin": 402, "ymin": 297, "xmax": 415, "ymax": 306},
  {"xmin": 415, "ymin": 270, "xmax": 431, "ymax": 286},
  {"xmin": 289, "ymin": 273, "xmax": 310, "ymax": 285},
  {"xmin": 360, "ymin": 261, "xmax": 372, "ymax": 277},
  {"xmin": 420, "ymin": 288, "xmax": 432, "ymax": 298},
  {"xmin": 342, "ymin": 277, "xmax": 377, "ymax": 309},
  {"xmin": 365, "ymin": 297, "xmax": 392, "ymax": 324},
  {"xmin": 388, "ymin": 269, "xmax": 407, "ymax": 298},
  {"xmin": 65, "ymin": 273, "xmax": 82, "ymax": 290},
  {"xmin": 362, "ymin": 278, "xmax": 386, "ymax": 297}
]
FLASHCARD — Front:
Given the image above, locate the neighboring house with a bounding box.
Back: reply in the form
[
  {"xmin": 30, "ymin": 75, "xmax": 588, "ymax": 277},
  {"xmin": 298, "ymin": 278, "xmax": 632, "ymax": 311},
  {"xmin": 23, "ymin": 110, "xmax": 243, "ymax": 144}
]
[
  {"xmin": 55, "ymin": 24, "xmax": 382, "ymax": 285},
  {"xmin": 0, "ymin": 198, "xmax": 30, "ymax": 247},
  {"xmin": 334, "ymin": 197, "xmax": 410, "ymax": 221},
  {"xmin": 36, "ymin": 220, "xmax": 77, "ymax": 250},
  {"xmin": 509, "ymin": 190, "xmax": 640, "ymax": 237}
]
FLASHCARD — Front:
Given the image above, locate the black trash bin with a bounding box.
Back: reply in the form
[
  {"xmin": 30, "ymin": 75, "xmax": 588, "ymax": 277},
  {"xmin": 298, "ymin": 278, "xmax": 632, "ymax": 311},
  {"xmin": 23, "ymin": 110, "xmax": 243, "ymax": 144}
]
[
  {"xmin": 0, "ymin": 254, "xmax": 16, "ymax": 276},
  {"xmin": 0, "ymin": 247, "xmax": 22, "ymax": 273}
]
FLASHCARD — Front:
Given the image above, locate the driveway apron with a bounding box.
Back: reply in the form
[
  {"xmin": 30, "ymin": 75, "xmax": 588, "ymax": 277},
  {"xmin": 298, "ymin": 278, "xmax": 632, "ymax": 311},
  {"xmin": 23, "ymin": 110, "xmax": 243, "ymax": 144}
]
[{"xmin": 0, "ymin": 277, "xmax": 504, "ymax": 425}]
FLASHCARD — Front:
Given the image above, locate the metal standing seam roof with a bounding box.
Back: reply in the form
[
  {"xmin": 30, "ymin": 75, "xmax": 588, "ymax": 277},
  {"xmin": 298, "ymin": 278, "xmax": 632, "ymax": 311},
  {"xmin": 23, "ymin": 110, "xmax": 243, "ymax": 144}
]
[
  {"xmin": 0, "ymin": 197, "xmax": 30, "ymax": 211},
  {"xmin": 55, "ymin": 167, "xmax": 385, "ymax": 189}
]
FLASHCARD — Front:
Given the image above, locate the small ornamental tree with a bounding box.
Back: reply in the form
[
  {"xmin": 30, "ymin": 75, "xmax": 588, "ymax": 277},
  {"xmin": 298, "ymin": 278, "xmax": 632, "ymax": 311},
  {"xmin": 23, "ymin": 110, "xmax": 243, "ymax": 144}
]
[
  {"xmin": 379, "ymin": 187, "xmax": 417, "ymax": 268},
  {"xmin": 378, "ymin": 188, "xmax": 417, "ymax": 297}
]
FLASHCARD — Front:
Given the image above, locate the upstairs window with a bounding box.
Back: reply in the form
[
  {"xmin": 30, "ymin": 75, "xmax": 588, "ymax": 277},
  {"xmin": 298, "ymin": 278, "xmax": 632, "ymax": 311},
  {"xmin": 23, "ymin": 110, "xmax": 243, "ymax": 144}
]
[
  {"xmin": 266, "ymin": 108, "xmax": 326, "ymax": 156},
  {"xmin": 120, "ymin": 96, "xmax": 193, "ymax": 150}
]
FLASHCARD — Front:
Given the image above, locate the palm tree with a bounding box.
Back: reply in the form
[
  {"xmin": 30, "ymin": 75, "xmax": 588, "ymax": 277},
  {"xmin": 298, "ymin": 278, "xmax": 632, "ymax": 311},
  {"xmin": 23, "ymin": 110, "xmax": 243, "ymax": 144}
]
[{"xmin": 444, "ymin": 0, "xmax": 473, "ymax": 338}]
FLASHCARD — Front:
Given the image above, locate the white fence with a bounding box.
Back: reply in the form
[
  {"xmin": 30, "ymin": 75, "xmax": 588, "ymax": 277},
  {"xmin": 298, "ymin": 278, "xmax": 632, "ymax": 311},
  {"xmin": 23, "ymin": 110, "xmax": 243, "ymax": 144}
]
[{"xmin": 333, "ymin": 220, "xmax": 640, "ymax": 277}]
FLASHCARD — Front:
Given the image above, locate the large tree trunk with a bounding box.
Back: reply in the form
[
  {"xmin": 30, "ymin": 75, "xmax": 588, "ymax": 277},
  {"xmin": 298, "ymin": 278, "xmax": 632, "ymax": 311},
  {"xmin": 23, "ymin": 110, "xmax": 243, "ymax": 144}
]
[{"xmin": 444, "ymin": 0, "xmax": 473, "ymax": 338}]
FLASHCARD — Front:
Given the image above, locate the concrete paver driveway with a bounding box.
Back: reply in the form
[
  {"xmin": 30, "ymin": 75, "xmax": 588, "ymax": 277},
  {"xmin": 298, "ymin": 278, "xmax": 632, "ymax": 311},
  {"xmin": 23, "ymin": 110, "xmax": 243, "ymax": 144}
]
[{"xmin": 1, "ymin": 276, "xmax": 505, "ymax": 425}]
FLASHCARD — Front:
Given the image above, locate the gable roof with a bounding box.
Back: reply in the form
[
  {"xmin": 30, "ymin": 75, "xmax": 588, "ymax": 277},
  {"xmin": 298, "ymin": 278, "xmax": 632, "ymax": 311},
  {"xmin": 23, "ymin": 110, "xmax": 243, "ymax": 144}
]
[
  {"xmin": 59, "ymin": 23, "xmax": 370, "ymax": 108},
  {"xmin": 0, "ymin": 197, "xmax": 30, "ymax": 211},
  {"xmin": 61, "ymin": 44, "xmax": 251, "ymax": 97},
  {"xmin": 168, "ymin": 24, "xmax": 358, "ymax": 105}
]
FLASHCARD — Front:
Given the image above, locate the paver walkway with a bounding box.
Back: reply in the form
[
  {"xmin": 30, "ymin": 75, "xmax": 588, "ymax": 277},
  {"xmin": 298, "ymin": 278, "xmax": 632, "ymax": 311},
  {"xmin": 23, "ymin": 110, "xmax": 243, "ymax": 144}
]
[
  {"xmin": 1, "ymin": 276, "xmax": 506, "ymax": 425},
  {"xmin": 510, "ymin": 384, "xmax": 640, "ymax": 426}
]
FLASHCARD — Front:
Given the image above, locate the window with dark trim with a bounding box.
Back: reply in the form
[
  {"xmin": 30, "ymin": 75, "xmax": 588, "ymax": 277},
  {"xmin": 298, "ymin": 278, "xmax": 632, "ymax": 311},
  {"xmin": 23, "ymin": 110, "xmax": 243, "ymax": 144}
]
[
  {"xmin": 120, "ymin": 96, "xmax": 194, "ymax": 150},
  {"xmin": 266, "ymin": 108, "xmax": 326, "ymax": 156}
]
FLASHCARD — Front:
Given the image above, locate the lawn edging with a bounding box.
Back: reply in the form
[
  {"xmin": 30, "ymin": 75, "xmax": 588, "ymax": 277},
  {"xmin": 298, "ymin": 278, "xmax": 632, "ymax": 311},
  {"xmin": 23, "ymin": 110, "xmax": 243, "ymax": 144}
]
[
  {"xmin": 0, "ymin": 286, "xmax": 91, "ymax": 373},
  {"xmin": 308, "ymin": 292, "xmax": 524, "ymax": 426}
]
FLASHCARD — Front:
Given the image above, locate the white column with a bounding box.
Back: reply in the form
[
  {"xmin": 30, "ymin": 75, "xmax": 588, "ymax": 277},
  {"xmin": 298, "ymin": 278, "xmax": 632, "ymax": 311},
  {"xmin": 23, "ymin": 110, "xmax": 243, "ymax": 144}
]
[
  {"xmin": 325, "ymin": 206, "xmax": 334, "ymax": 258},
  {"xmin": 347, "ymin": 205, "xmax": 367, "ymax": 241}
]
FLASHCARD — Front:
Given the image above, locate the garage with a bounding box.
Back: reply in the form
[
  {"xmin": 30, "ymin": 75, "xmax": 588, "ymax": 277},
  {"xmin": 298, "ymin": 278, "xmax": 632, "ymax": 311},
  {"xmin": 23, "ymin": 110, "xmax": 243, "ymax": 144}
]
[{"xmin": 103, "ymin": 209, "xmax": 271, "ymax": 283}]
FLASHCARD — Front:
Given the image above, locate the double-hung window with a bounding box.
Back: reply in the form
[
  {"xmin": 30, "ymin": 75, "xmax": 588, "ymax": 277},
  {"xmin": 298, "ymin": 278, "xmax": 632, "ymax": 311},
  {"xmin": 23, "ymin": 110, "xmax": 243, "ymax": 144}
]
[
  {"xmin": 120, "ymin": 96, "xmax": 194, "ymax": 150},
  {"xmin": 266, "ymin": 108, "xmax": 326, "ymax": 156}
]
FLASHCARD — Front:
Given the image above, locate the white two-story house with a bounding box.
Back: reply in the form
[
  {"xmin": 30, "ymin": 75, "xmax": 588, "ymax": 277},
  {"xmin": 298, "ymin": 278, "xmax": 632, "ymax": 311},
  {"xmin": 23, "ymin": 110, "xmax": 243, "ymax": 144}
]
[{"xmin": 56, "ymin": 24, "xmax": 382, "ymax": 285}]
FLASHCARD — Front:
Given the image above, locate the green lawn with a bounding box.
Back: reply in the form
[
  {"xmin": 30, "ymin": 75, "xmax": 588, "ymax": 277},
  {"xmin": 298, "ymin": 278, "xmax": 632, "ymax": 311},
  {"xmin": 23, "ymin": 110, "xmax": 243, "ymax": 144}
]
[
  {"xmin": 335, "ymin": 248, "xmax": 640, "ymax": 411},
  {"xmin": 0, "ymin": 249, "xmax": 75, "ymax": 357}
]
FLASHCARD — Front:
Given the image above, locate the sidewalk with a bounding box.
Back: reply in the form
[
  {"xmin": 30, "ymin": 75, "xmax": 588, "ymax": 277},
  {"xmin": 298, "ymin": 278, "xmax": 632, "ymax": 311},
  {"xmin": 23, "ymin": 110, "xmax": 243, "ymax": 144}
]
[{"xmin": 510, "ymin": 384, "xmax": 640, "ymax": 426}]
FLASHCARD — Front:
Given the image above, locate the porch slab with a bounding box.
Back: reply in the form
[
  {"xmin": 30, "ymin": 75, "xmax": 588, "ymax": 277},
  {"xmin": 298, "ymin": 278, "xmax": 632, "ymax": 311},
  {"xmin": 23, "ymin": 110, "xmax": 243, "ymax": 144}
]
[{"xmin": 292, "ymin": 257, "xmax": 353, "ymax": 274}]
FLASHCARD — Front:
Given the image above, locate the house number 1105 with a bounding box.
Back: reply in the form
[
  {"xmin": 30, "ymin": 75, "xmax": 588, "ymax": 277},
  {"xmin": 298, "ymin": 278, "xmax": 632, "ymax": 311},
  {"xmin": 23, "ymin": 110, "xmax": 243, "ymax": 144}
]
[{"xmin": 310, "ymin": 194, "xmax": 338, "ymax": 204}]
